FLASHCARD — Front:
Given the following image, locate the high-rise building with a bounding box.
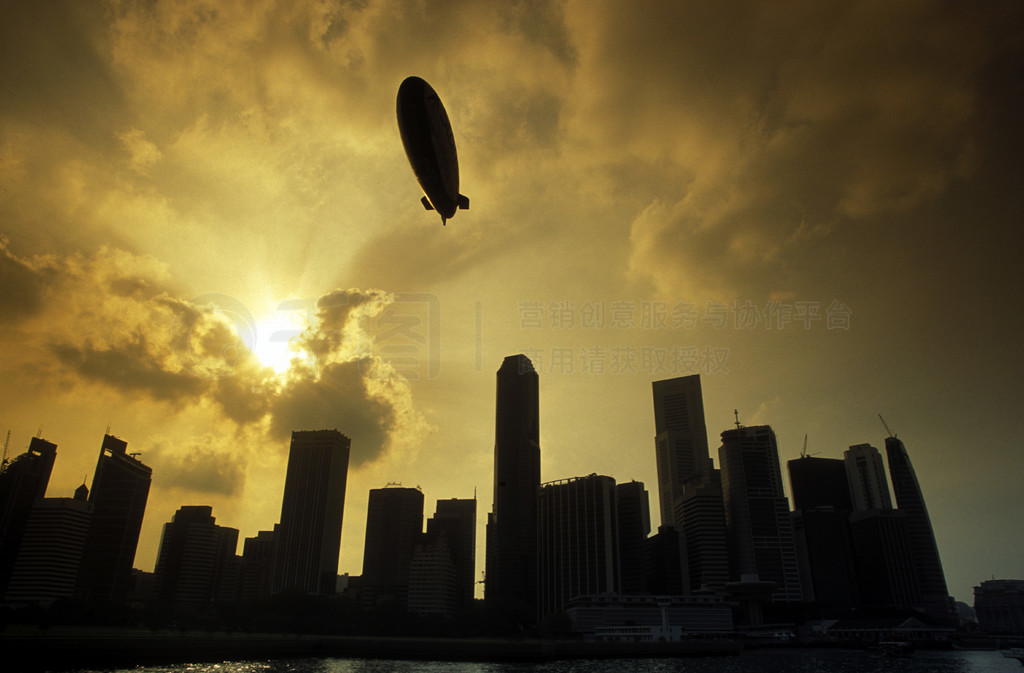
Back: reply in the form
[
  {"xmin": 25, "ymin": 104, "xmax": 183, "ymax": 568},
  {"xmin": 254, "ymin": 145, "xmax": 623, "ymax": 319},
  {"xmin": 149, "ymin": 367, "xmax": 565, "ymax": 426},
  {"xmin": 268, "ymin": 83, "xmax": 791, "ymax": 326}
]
[
  {"xmin": 884, "ymin": 435, "xmax": 953, "ymax": 621},
  {"xmin": 673, "ymin": 470, "xmax": 730, "ymax": 593},
  {"xmin": 77, "ymin": 434, "xmax": 152, "ymax": 602},
  {"xmin": 788, "ymin": 455, "xmax": 859, "ymax": 609},
  {"xmin": 0, "ymin": 436, "xmax": 57, "ymax": 597},
  {"xmin": 644, "ymin": 524, "xmax": 688, "ymax": 595},
  {"xmin": 361, "ymin": 485, "xmax": 424, "ymax": 607},
  {"xmin": 652, "ymin": 375, "xmax": 712, "ymax": 527},
  {"xmin": 615, "ymin": 481, "xmax": 650, "ymax": 595},
  {"xmin": 844, "ymin": 444, "xmax": 893, "ymax": 512},
  {"xmin": 788, "ymin": 455, "xmax": 852, "ymax": 511},
  {"xmin": 848, "ymin": 508, "xmax": 920, "ymax": 609},
  {"xmin": 425, "ymin": 497, "xmax": 476, "ymax": 612},
  {"xmin": 485, "ymin": 354, "xmax": 540, "ymax": 619},
  {"xmin": 5, "ymin": 485, "xmax": 91, "ymax": 603},
  {"xmin": 719, "ymin": 424, "xmax": 802, "ymax": 603},
  {"xmin": 239, "ymin": 528, "xmax": 276, "ymax": 601},
  {"xmin": 408, "ymin": 533, "xmax": 458, "ymax": 618},
  {"xmin": 537, "ymin": 474, "xmax": 619, "ymax": 618},
  {"xmin": 271, "ymin": 430, "xmax": 350, "ymax": 595},
  {"xmin": 152, "ymin": 505, "xmax": 239, "ymax": 614}
]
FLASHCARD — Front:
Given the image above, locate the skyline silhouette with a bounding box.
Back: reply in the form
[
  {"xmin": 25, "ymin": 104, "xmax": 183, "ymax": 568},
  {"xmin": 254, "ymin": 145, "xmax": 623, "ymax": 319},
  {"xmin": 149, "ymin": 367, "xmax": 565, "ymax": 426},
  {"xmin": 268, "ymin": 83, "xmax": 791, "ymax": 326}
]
[{"xmin": 2, "ymin": 1, "xmax": 1022, "ymax": 614}]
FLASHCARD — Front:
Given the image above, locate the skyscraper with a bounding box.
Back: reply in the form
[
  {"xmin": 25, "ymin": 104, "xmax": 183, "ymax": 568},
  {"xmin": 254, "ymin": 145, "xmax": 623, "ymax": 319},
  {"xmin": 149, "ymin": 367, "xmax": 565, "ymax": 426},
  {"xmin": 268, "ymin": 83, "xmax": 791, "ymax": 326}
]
[
  {"xmin": 152, "ymin": 505, "xmax": 238, "ymax": 614},
  {"xmin": 673, "ymin": 470, "xmax": 730, "ymax": 593},
  {"xmin": 77, "ymin": 434, "xmax": 151, "ymax": 602},
  {"xmin": 788, "ymin": 455, "xmax": 852, "ymax": 511},
  {"xmin": 361, "ymin": 485, "xmax": 424, "ymax": 607},
  {"xmin": 652, "ymin": 375, "xmax": 712, "ymax": 527},
  {"xmin": 0, "ymin": 436, "xmax": 57, "ymax": 597},
  {"xmin": 719, "ymin": 424, "xmax": 802, "ymax": 603},
  {"xmin": 844, "ymin": 444, "xmax": 893, "ymax": 512},
  {"xmin": 271, "ymin": 429, "xmax": 350, "ymax": 595},
  {"xmin": 884, "ymin": 434, "xmax": 953, "ymax": 621},
  {"xmin": 425, "ymin": 497, "xmax": 476, "ymax": 612},
  {"xmin": 615, "ymin": 481, "xmax": 650, "ymax": 595},
  {"xmin": 485, "ymin": 354, "xmax": 540, "ymax": 619},
  {"xmin": 537, "ymin": 474, "xmax": 619, "ymax": 618}
]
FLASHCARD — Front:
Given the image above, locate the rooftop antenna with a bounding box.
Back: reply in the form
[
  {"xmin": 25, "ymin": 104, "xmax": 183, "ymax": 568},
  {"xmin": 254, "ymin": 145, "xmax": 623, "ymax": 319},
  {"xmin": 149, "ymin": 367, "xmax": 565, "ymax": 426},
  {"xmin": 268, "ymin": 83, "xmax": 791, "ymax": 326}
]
[
  {"xmin": 801, "ymin": 434, "xmax": 808, "ymax": 457},
  {"xmin": 734, "ymin": 409, "xmax": 742, "ymax": 430},
  {"xmin": 35, "ymin": 427, "xmax": 43, "ymax": 438},
  {"xmin": 1, "ymin": 430, "xmax": 10, "ymax": 469},
  {"xmin": 105, "ymin": 422, "xmax": 112, "ymax": 436},
  {"xmin": 878, "ymin": 414, "xmax": 896, "ymax": 438}
]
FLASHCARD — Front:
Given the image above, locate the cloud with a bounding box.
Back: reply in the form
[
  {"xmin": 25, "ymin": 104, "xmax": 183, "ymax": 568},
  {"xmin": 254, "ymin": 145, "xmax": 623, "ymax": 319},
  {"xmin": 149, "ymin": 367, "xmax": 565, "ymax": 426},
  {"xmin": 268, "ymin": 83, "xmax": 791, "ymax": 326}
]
[
  {"xmin": 146, "ymin": 434, "xmax": 247, "ymax": 497},
  {"xmin": 0, "ymin": 240, "xmax": 424, "ymax": 474}
]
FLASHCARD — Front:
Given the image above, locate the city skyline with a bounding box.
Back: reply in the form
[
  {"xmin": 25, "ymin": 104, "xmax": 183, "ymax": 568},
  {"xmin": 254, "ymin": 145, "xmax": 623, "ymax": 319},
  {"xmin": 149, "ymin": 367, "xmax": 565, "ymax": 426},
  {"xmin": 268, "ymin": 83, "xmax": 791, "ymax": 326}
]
[{"xmin": 2, "ymin": 1, "xmax": 1022, "ymax": 610}]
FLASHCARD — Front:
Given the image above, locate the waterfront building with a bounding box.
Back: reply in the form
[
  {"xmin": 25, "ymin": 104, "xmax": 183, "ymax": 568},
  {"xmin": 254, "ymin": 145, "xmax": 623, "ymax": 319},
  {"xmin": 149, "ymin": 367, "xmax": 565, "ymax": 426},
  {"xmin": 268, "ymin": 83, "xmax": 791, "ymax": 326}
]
[
  {"xmin": 788, "ymin": 456, "xmax": 858, "ymax": 609},
  {"xmin": 485, "ymin": 354, "xmax": 540, "ymax": 619},
  {"xmin": 271, "ymin": 430, "xmax": 350, "ymax": 595},
  {"xmin": 848, "ymin": 508, "xmax": 920, "ymax": 609},
  {"xmin": 844, "ymin": 444, "xmax": 893, "ymax": 512},
  {"xmin": 885, "ymin": 435, "xmax": 953, "ymax": 621},
  {"xmin": 672, "ymin": 470, "xmax": 729, "ymax": 593},
  {"xmin": 615, "ymin": 481, "xmax": 650, "ymax": 595},
  {"xmin": 408, "ymin": 533, "xmax": 457, "ymax": 618},
  {"xmin": 76, "ymin": 434, "xmax": 151, "ymax": 602},
  {"xmin": 239, "ymin": 528, "xmax": 276, "ymax": 600},
  {"xmin": 644, "ymin": 524, "xmax": 688, "ymax": 595},
  {"xmin": 718, "ymin": 424, "xmax": 802, "ymax": 603},
  {"xmin": 565, "ymin": 594, "xmax": 733, "ymax": 641},
  {"xmin": 0, "ymin": 436, "xmax": 57, "ymax": 597},
  {"xmin": 361, "ymin": 484, "xmax": 424, "ymax": 607},
  {"xmin": 652, "ymin": 375, "xmax": 712, "ymax": 527},
  {"xmin": 152, "ymin": 505, "xmax": 238, "ymax": 614},
  {"xmin": 974, "ymin": 579, "xmax": 1024, "ymax": 635},
  {"xmin": 4, "ymin": 486, "xmax": 91, "ymax": 603},
  {"xmin": 425, "ymin": 497, "xmax": 476, "ymax": 612},
  {"xmin": 537, "ymin": 474, "xmax": 619, "ymax": 618}
]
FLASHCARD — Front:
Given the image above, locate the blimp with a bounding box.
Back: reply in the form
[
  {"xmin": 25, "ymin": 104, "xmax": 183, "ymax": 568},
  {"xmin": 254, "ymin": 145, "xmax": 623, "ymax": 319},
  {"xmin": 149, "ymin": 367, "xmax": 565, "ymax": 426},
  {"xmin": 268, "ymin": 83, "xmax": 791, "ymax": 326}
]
[{"xmin": 397, "ymin": 76, "xmax": 469, "ymax": 225}]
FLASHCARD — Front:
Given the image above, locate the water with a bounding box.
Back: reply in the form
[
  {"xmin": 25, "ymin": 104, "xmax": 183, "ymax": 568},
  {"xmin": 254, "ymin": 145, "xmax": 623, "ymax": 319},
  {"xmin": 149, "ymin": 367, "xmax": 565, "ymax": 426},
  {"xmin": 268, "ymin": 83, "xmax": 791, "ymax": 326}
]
[{"xmin": 84, "ymin": 649, "xmax": 1021, "ymax": 673}]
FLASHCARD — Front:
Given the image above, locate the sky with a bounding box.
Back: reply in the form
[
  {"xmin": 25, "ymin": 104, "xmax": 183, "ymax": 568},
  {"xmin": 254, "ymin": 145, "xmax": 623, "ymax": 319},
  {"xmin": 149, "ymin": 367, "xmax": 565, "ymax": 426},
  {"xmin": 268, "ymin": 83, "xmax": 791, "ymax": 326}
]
[{"xmin": 1, "ymin": 0, "xmax": 1022, "ymax": 606}]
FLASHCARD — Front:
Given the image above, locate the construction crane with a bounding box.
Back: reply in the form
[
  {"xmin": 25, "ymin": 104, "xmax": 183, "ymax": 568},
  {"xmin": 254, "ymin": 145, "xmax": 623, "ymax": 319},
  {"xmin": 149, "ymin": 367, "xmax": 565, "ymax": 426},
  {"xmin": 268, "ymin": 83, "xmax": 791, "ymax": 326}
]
[{"xmin": 879, "ymin": 414, "xmax": 896, "ymax": 438}]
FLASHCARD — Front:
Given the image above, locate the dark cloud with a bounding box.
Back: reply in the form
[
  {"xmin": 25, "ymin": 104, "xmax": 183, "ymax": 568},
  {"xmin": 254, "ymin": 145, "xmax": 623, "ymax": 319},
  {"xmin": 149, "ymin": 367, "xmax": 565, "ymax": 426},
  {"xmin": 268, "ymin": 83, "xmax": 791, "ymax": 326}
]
[
  {"xmin": 269, "ymin": 359, "xmax": 395, "ymax": 466},
  {"xmin": 0, "ymin": 237, "xmax": 55, "ymax": 321},
  {"xmin": 146, "ymin": 436, "xmax": 247, "ymax": 497}
]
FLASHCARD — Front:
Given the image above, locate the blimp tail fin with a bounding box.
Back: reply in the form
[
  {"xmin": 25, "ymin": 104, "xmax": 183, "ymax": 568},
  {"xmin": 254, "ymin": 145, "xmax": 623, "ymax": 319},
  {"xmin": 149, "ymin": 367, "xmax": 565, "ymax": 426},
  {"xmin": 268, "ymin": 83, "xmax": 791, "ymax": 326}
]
[
  {"xmin": 420, "ymin": 196, "xmax": 435, "ymax": 211},
  {"xmin": 458, "ymin": 194, "xmax": 469, "ymax": 210}
]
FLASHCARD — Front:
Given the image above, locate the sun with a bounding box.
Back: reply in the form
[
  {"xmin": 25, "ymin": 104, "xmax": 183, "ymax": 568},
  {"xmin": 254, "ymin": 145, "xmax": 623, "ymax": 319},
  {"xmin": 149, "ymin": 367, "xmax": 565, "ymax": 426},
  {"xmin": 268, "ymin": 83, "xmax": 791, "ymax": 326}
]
[{"xmin": 251, "ymin": 313, "xmax": 306, "ymax": 375}]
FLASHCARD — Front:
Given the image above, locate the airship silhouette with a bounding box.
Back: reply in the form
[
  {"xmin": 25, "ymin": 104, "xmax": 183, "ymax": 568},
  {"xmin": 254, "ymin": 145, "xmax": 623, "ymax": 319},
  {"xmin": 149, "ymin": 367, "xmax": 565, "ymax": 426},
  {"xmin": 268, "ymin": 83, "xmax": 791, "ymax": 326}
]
[{"xmin": 397, "ymin": 76, "xmax": 469, "ymax": 225}]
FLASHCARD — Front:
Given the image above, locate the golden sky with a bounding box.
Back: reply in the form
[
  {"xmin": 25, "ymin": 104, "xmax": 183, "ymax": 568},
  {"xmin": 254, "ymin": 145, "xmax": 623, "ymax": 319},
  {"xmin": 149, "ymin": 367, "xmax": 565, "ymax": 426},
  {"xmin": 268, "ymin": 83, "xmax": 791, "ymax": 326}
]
[{"xmin": 1, "ymin": 0, "xmax": 1022, "ymax": 604}]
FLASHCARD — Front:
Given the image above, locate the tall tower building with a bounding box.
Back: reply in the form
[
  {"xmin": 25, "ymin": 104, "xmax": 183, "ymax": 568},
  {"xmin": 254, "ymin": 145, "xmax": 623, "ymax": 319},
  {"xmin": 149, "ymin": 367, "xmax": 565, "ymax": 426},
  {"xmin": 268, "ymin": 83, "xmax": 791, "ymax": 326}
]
[
  {"xmin": 4, "ymin": 485, "xmax": 91, "ymax": 603},
  {"xmin": 652, "ymin": 375, "xmax": 712, "ymax": 527},
  {"xmin": 77, "ymin": 434, "xmax": 151, "ymax": 602},
  {"xmin": 485, "ymin": 354, "xmax": 540, "ymax": 619},
  {"xmin": 673, "ymin": 469, "xmax": 730, "ymax": 593},
  {"xmin": 719, "ymin": 424, "xmax": 802, "ymax": 603},
  {"xmin": 152, "ymin": 505, "xmax": 239, "ymax": 614},
  {"xmin": 788, "ymin": 456, "xmax": 858, "ymax": 609},
  {"xmin": 361, "ymin": 485, "xmax": 424, "ymax": 607},
  {"xmin": 884, "ymin": 434, "xmax": 953, "ymax": 621},
  {"xmin": 0, "ymin": 436, "xmax": 57, "ymax": 597},
  {"xmin": 425, "ymin": 497, "xmax": 476, "ymax": 612},
  {"xmin": 271, "ymin": 430, "xmax": 350, "ymax": 595},
  {"xmin": 537, "ymin": 474, "xmax": 619, "ymax": 618},
  {"xmin": 844, "ymin": 444, "xmax": 893, "ymax": 512},
  {"xmin": 615, "ymin": 481, "xmax": 650, "ymax": 595}
]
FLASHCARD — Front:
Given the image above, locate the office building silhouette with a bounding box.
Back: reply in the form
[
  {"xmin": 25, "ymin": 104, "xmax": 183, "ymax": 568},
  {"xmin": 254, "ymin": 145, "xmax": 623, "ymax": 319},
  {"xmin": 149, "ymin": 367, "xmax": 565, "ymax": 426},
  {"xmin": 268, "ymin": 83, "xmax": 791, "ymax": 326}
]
[
  {"xmin": 719, "ymin": 424, "xmax": 802, "ymax": 603},
  {"xmin": 844, "ymin": 444, "xmax": 893, "ymax": 511},
  {"xmin": 361, "ymin": 484, "xmax": 424, "ymax": 607},
  {"xmin": 4, "ymin": 484, "xmax": 91, "ymax": 603},
  {"xmin": 884, "ymin": 434, "xmax": 953, "ymax": 621},
  {"xmin": 537, "ymin": 474, "xmax": 619, "ymax": 618},
  {"xmin": 615, "ymin": 481, "xmax": 650, "ymax": 595},
  {"xmin": 76, "ymin": 434, "xmax": 151, "ymax": 602},
  {"xmin": 788, "ymin": 456, "xmax": 858, "ymax": 609},
  {"xmin": 849, "ymin": 507, "xmax": 920, "ymax": 609},
  {"xmin": 152, "ymin": 505, "xmax": 239, "ymax": 614},
  {"xmin": 0, "ymin": 436, "xmax": 57, "ymax": 597},
  {"xmin": 652, "ymin": 375, "xmax": 712, "ymax": 527},
  {"xmin": 271, "ymin": 430, "xmax": 350, "ymax": 595},
  {"xmin": 485, "ymin": 354, "xmax": 540, "ymax": 619},
  {"xmin": 424, "ymin": 497, "xmax": 476, "ymax": 612}
]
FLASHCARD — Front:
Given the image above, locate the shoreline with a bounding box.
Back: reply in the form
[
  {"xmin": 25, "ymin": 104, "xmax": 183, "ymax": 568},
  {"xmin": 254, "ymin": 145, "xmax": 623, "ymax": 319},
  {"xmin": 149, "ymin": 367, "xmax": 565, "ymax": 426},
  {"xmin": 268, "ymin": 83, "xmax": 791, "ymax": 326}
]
[{"xmin": 2, "ymin": 626, "xmax": 742, "ymax": 670}]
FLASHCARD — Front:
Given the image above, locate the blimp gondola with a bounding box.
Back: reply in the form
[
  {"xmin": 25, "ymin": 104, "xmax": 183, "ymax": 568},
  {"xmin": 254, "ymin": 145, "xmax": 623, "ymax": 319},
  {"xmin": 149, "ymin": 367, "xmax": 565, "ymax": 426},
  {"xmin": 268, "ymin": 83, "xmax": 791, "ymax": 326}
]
[{"xmin": 396, "ymin": 76, "xmax": 469, "ymax": 225}]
